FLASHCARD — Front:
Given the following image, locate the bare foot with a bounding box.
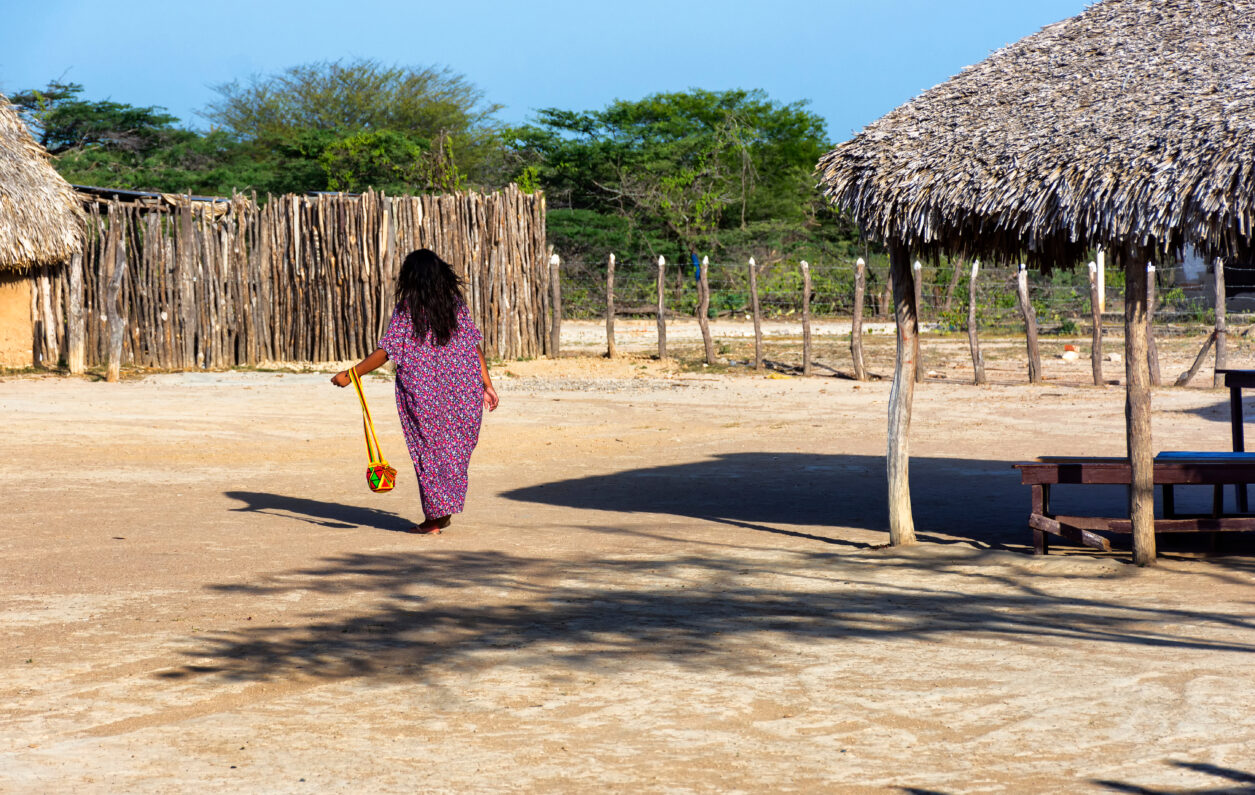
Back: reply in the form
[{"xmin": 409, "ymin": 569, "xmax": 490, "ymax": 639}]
[{"xmin": 405, "ymin": 516, "xmax": 452, "ymax": 535}]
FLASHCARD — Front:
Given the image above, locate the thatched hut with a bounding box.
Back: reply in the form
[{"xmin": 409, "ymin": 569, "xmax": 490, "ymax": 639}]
[
  {"xmin": 0, "ymin": 93, "xmax": 83, "ymax": 366},
  {"xmin": 817, "ymin": 0, "xmax": 1255, "ymax": 564}
]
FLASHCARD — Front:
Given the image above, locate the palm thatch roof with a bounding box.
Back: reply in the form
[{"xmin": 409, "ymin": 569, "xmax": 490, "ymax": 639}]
[
  {"xmin": 0, "ymin": 93, "xmax": 83, "ymax": 272},
  {"xmin": 817, "ymin": 0, "xmax": 1255, "ymax": 266}
]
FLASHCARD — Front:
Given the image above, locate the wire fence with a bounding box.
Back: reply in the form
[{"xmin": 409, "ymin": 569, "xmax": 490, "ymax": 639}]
[{"xmin": 556, "ymin": 255, "xmax": 1238, "ymax": 330}]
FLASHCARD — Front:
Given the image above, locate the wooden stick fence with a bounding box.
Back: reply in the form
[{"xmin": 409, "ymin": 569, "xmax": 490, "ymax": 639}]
[{"xmin": 28, "ymin": 185, "xmax": 549, "ymax": 371}]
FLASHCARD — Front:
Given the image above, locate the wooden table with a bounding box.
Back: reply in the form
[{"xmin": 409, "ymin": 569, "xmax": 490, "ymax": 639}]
[{"xmin": 1015, "ymin": 456, "xmax": 1255, "ymax": 554}]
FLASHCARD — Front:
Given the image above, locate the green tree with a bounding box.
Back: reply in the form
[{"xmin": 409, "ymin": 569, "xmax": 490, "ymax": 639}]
[
  {"xmin": 510, "ymin": 88, "xmax": 834, "ymax": 260},
  {"xmin": 203, "ymin": 59, "xmax": 502, "ymax": 187},
  {"xmin": 10, "ymin": 80, "xmax": 181, "ymax": 155}
]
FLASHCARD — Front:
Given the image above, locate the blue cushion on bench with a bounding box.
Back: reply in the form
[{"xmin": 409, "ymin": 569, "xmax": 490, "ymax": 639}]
[{"xmin": 1156, "ymin": 451, "xmax": 1255, "ymax": 462}]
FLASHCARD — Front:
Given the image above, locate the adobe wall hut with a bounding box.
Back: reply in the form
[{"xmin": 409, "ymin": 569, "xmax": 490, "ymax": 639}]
[
  {"xmin": 817, "ymin": 0, "xmax": 1255, "ymax": 565},
  {"xmin": 0, "ymin": 94, "xmax": 83, "ymax": 366}
]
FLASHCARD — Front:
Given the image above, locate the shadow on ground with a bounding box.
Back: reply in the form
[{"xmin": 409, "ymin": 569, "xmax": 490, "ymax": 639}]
[
  {"xmin": 164, "ymin": 542, "xmax": 1255, "ymax": 684},
  {"xmin": 1094, "ymin": 760, "xmax": 1255, "ymax": 793},
  {"xmin": 225, "ymin": 491, "xmax": 413, "ymax": 533},
  {"xmin": 498, "ymin": 452, "xmax": 1239, "ymax": 554}
]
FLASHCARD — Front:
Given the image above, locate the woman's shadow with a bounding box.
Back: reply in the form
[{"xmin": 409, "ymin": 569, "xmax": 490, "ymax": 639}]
[{"xmin": 225, "ymin": 491, "xmax": 413, "ymax": 533}]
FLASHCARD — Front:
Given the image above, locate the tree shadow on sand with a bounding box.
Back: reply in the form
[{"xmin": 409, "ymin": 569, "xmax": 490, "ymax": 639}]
[
  {"xmin": 1094, "ymin": 760, "xmax": 1255, "ymax": 793},
  {"xmin": 161, "ymin": 545, "xmax": 1255, "ymax": 685}
]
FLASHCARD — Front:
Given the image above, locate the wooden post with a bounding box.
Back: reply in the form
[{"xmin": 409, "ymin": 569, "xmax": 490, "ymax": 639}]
[
  {"xmin": 1147, "ymin": 263, "xmax": 1161, "ymax": 387},
  {"xmin": 106, "ymin": 207, "xmax": 127, "ymax": 383},
  {"xmin": 1016, "ymin": 264, "xmax": 1042, "ymax": 384},
  {"xmin": 913, "ymin": 260, "xmax": 924, "ymax": 383},
  {"xmin": 942, "ymin": 258, "xmax": 963, "ymax": 314},
  {"xmin": 851, "ymin": 257, "xmax": 867, "ymax": 381},
  {"xmin": 1123, "ymin": 250, "xmax": 1156, "ymax": 565},
  {"xmin": 887, "ymin": 242, "xmax": 918, "ymax": 546},
  {"xmin": 549, "ymin": 250, "xmax": 562, "ymax": 357},
  {"xmin": 1088, "ymin": 261, "xmax": 1104, "ymax": 387},
  {"xmin": 800, "ymin": 260, "xmax": 812, "ymax": 376},
  {"xmin": 656, "ymin": 255, "xmax": 667, "ymax": 359},
  {"xmin": 1175, "ymin": 331, "xmax": 1217, "ymax": 387},
  {"xmin": 697, "ymin": 256, "xmax": 714, "ymax": 364},
  {"xmin": 66, "ymin": 251, "xmax": 85, "ymax": 374},
  {"xmin": 1096, "ymin": 247, "xmax": 1106, "ymax": 313},
  {"xmin": 605, "ymin": 252, "xmax": 616, "ymax": 358},
  {"xmin": 749, "ymin": 256, "xmax": 763, "ymax": 372},
  {"xmin": 967, "ymin": 259, "xmax": 986, "ymax": 385},
  {"xmin": 1214, "ymin": 258, "xmax": 1227, "ymax": 387}
]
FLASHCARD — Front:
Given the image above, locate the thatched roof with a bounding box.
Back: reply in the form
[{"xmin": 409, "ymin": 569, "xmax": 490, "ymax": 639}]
[
  {"xmin": 817, "ymin": 0, "xmax": 1255, "ymax": 265},
  {"xmin": 0, "ymin": 93, "xmax": 83, "ymax": 271}
]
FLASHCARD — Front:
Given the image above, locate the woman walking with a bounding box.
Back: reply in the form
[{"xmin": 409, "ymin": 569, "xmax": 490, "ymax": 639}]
[{"xmin": 332, "ymin": 248, "xmax": 499, "ymax": 534}]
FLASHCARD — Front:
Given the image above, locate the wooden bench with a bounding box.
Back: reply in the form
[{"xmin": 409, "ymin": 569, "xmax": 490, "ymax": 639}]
[{"xmin": 1014, "ymin": 454, "xmax": 1255, "ymax": 554}]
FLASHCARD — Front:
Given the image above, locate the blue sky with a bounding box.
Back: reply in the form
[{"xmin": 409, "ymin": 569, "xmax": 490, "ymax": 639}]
[{"xmin": 2, "ymin": 0, "xmax": 1091, "ymax": 141}]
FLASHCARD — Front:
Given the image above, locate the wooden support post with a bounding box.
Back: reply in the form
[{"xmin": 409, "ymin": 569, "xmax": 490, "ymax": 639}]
[
  {"xmin": 913, "ymin": 260, "xmax": 924, "ymax": 383},
  {"xmin": 697, "ymin": 256, "xmax": 714, "ymax": 365},
  {"xmin": 967, "ymin": 259, "xmax": 985, "ymax": 385},
  {"xmin": 887, "ymin": 243, "xmax": 918, "ymax": 546},
  {"xmin": 851, "ymin": 257, "xmax": 867, "ymax": 381},
  {"xmin": 605, "ymin": 252, "xmax": 616, "ymax": 358},
  {"xmin": 942, "ymin": 258, "xmax": 963, "ymax": 314},
  {"xmin": 1016, "ymin": 264, "xmax": 1042, "ymax": 384},
  {"xmin": 1214, "ymin": 258, "xmax": 1227, "ymax": 387},
  {"xmin": 1088, "ymin": 261, "xmax": 1104, "ymax": 387},
  {"xmin": 1175, "ymin": 331, "xmax": 1217, "ymax": 387},
  {"xmin": 1147, "ymin": 263, "xmax": 1161, "ymax": 387},
  {"xmin": 106, "ymin": 207, "xmax": 127, "ymax": 383},
  {"xmin": 656, "ymin": 255, "xmax": 667, "ymax": 359},
  {"xmin": 749, "ymin": 256, "xmax": 763, "ymax": 372},
  {"xmin": 549, "ymin": 250, "xmax": 562, "ymax": 357},
  {"xmin": 1123, "ymin": 250, "xmax": 1156, "ymax": 565},
  {"xmin": 800, "ymin": 260, "xmax": 812, "ymax": 376},
  {"xmin": 1096, "ymin": 247, "xmax": 1106, "ymax": 313},
  {"xmin": 67, "ymin": 251, "xmax": 85, "ymax": 374}
]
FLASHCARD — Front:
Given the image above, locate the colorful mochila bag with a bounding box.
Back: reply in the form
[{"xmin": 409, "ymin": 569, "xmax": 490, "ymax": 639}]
[{"xmin": 349, "ymin": 368, "xmax": 397, "ymax": 493}]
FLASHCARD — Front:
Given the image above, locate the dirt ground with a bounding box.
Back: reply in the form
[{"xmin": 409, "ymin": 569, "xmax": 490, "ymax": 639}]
[{"xmin": 3, "ymin": 321, "xmax": 1255, "ymax": 793}]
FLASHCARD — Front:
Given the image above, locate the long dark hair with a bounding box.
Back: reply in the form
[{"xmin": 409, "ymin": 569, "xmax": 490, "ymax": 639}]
[{"xmin": 395, "ymin": 248, "xmax": 465, "ymax": 346}]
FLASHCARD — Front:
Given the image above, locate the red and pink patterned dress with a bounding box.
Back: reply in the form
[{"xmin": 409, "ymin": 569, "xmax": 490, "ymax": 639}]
[{"xmin": 378, "ymin": 301, "xmax": 484, "ymax": 518}]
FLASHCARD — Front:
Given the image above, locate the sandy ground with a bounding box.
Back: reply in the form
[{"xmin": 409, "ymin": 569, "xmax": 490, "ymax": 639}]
[{"xmin": 3, "ymin": 323, "xmax": 1255, "ymax": 793}]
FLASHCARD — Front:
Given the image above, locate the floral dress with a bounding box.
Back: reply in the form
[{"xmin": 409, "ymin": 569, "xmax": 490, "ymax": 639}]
[{"xmin": 378, "ymin": 301, "xmax": 484, "ymax": 518}]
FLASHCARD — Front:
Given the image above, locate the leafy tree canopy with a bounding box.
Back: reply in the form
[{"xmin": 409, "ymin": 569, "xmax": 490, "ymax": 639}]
[
  {"xmin": 10, "ymin": 81, "xmax": 181, "ymax": 154},
  {"xmin": 511, "ymin": 89, "xmax": 830, "ymax": 245},
  {"xmin": 203, "ymin": 59, "xmax": 503, "ymax": 187}
]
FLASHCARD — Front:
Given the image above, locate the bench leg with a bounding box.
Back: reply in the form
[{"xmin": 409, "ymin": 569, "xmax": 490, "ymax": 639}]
[{"xmin": 1031, "ymin": 484, "xmax": 1049, "ymax": 555}]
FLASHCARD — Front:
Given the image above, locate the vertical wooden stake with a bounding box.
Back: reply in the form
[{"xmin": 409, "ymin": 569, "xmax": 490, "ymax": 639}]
[
  {"xmin": 749, "ymin": 256, "xmax": 763, "ymax": 372},
  {"xmin": 800, "ymin": 260, "xmax": 812, "ymax": 376},
  {"xmin": 887, "ymin": 243, "xmax": 918, "ymax": 546},
  {"xmin": 1016, "ymin": 264, "xmax": 1042, "ymax": 384},
  {"xmin": 549, "ymin": 250, "xmax": 562, "ymax": 357},
  {"xmin": 67, "ymin": 251, "xmax": 85, "ymax": 374},
  {"xmin": 968, "ymin": 259, "xmax": 986, "ymax": 385},
  {"xmin": 106, "ymin": 207, "xmax": 127, "ymax": 383},
  {"xmin": 1088, "ymin": 261, "xmax": 1104, "ymax": 387},
  {"xmin": 1146, "ymin": 263, "xmax": 1161, "ymax": 387},
  {"xmin": 1123, "ymin": 250, "xmax": 1156, "ymax": 565},
  {"xmin": 1097, "ymin": 247, "xmax": 1106, "ymax": 313},
  {"xmin": 605, "ymin": 252, "xmax": 616, "ymax": 358},
  {"xmin": 851, "ymin": 257, "xmax": 867, "ymax": 381},
  {"xmin": 656, "ymin": 255, "xmax": 667, "ymax": 359},
  {"xmin": 697, "ymin": 256, "xmax": 714, "ymax": 364},
  {"xmin": 1214, "ymin": 258, "xmax": 1227, "ymax": 387},
  {"xmin": 913, "ymin": 260, "xmax": 924, "ymax": 382}
]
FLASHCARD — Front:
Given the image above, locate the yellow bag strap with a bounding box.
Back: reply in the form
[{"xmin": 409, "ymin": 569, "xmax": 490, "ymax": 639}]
[{"xmin": 348, "ymin": 368, "xmax": 387, "ymax": 465}]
